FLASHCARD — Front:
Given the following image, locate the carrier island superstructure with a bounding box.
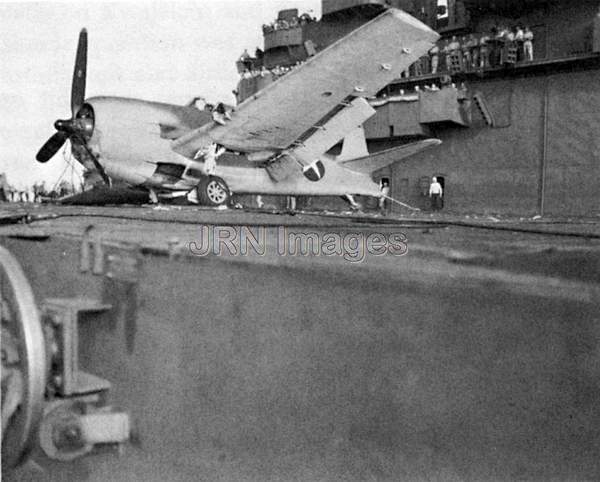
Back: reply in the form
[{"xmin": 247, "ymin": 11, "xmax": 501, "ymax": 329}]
[{"xmin": 236, "ymin": 0, "xmax": 600, "ymax": 216}]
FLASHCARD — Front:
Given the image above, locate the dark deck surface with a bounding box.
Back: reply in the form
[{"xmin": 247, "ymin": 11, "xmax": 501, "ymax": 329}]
[
  {"xmin": 2, "ymin": 203, "xmax": 599, "ymax": 283},
  {"xmin": 2, "ymin": 203, "xmax": 599, "ymax": 481}
]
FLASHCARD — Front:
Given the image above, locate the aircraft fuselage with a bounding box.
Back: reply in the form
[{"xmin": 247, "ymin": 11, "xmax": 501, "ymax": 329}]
[{"xmin": 76, "ymin": 96, "xmax": 381, "ymax": 197}]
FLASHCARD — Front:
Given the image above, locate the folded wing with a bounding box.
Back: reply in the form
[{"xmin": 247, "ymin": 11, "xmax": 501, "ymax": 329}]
[{"xmin": 172, "ymin": 8, "xmax": 439, "ymax": 159}]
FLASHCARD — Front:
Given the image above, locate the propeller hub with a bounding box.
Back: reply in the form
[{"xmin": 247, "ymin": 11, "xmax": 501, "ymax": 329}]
[
  {"xmin": 52, "ymin": 103, "xmax": 94, "ymax": 138},
  {"xmin": 54, "ymin": 119, "xmax": 76, "ymax": 133}
]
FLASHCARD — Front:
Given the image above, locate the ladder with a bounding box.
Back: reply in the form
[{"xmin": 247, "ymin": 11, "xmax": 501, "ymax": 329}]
[{"xmin": 472, "ymin": 91, "xmax": 495, "ymax": 127}]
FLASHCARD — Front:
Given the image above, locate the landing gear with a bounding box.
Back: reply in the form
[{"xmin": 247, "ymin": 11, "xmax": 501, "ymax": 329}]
[
  {"xmin": 1, "ymin": 246, "xmax": 46, "ymax": 470},
  {"xmin": 196, "ymin": 176, "xmax": 230, "ymax": 207}
]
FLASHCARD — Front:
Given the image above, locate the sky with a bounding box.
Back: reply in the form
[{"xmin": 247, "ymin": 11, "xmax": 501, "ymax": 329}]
[{"xmin": 0, "ymin": 0, "xmax": 321, "ymax": 190}]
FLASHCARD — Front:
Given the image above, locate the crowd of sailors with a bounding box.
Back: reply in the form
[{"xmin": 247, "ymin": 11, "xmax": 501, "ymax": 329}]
[
  {"xmin": 239, "ymin": 56, "xmax": 305, "ymax": 81},
  {"xmin": 409, "ymin": 25, "xmax": 535, "ymax": 77},
  {"xmin": 239, "ymin": 25, "xmax": 535, "ymax": 85},
  {"xmin": 262, "ymin": 12, "xmax": 316, "ymax": 34},
  {"xmin": 0, "ymin": 180, "xmax": 73, "ymax": 203},
  {"xmin": 239, "ymin": 47, "xmax": 305, "ymax": 80}
]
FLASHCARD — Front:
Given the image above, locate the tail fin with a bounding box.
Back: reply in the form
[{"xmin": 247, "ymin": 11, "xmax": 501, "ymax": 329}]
[{"xmin": 340, "ymin": 138, "xmax": 441, "ymax": 175}]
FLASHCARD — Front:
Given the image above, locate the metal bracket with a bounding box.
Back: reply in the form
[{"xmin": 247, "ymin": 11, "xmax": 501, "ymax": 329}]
[
  {"xmin": 39, "ymin": 398, "xmax": 130, "ymax": 461},
  {"xmin": 80, "ymin": 227, "xmax": 104, "ymax": 275},
  {"xmin": 79, "ymin": 227, "xmax": 142, "ymax": 283},
  {"xmin": 106, "ymin": 251, "xmax": 141, "ymax": 284},
  {"xmin": 42, "ymin": 298, "xmax": 112, "ymax": 397}
]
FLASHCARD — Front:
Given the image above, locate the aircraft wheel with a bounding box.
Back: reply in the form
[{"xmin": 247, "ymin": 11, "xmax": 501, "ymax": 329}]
[
  {"xmin": 1, "ymin": 246, "xmax": 47, "ymax": 470},
  {"xmin": 197, "ymin": 176, "xmax": 230, "ymax": 206}
]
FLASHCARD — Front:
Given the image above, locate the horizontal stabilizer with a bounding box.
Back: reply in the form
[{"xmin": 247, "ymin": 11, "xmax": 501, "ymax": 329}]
[{"xmin": 340, "ymin": 138, "xmax": 441, "ymax": 174}]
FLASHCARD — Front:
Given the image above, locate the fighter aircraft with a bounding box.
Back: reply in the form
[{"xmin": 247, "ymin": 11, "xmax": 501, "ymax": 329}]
[{"xmin": 36, "ymin": 9, "xmax": 440, "ymax": 207}]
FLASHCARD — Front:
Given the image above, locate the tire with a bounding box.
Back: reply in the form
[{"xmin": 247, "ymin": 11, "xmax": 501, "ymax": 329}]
[{"xmin": 196, "ymin": 176, "xmax": 230, "ymax": 206}]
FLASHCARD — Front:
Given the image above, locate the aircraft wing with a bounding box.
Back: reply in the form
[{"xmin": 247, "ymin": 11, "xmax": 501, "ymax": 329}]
[{"xmin": 172, "ymin": 8, "xmax": 439, "ymax": 159}]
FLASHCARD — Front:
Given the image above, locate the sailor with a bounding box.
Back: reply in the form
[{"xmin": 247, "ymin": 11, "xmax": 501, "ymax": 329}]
[
  {"xmin": 448, "ymin": 36, "xmax": 461, "ymax": 70},
  {"xmin": 212, "ymin": 112, "xmax": 226, "ymax": 125},
  {"xmin": 414, "ymin": 56, "xmax": 425, "ymax": 76},
  {"xmin": 212, "ymin": 103, "xmax": 231, "ymax": 125},
  {"xmin": 504, "ymin": 27, "xmax": 517, "ymax": 65},
  {"xmin": 524, "ymin": 27, "xmax": 534, "ymax": 61},
  {"xmin": 299, "ymin": 12, "xmax": 314, "ymax": 24},
  {"xmin": 461, "ymin": 36, "xmax": 472, "ymax": 70},
  {"xmin": 430, "ymin": 43, "xmax": 439, "ymax": 74},
  {"xmin": 515, "ymin": 25, "xmax": 525, "ymax": 61},
  {"xmin": 429, "ymin": 177, "xmax": 443, "ymax": 211},
  {"xmin": 239, "ymin": 49, "xmax": 250, "ymax": 61},
  {"xmin": 286, "ymin": 195, "xmax": 297, "ymax": 211},
  {"xmin": 496, "ymin": 26, "xmax": 509, "ymax": 65},
  {"xmin": 515, "ymin": 25, "xmax": 524, "ymax": 42},
  {"xmin": 449, "ymin": 35, "xmax": 460, "ymax": 52},
  {"xmin": 479, "ymin": 32, "xmax": 490, "ymax": 68},
  {"xmin": 466, "ymin": 34, "xmax": 478, "ymax": 69},
  {"xmin": 379, "ymin": 179, "xmax": 390, "ymax": 214},
  {"xmin": 441, "ymin": 39, "xmax": 451, "ymax": 72},
  {"xmin": 440, "ymin": 74, "xmax": 452, "ymax": 88},
  {"xmin": 201, "ymin": 143, "xmax": 226, "ymax": 176}
]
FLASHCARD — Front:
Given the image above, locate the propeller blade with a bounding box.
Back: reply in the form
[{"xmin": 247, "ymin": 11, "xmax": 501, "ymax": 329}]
[
  {"xmin": 36, "ymin": 132, "xmax": 68, "ymax": 163},
  {"xmin": 73, "ymin": 135, "xmax": 110, "ymax": 186},
  {"xmin": 71, "ymin": 29, "xmax": 87, "ymax": 117}
]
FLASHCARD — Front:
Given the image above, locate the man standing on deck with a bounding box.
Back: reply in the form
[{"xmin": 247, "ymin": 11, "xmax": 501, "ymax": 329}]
[
  {"xmin": 379, "ymin": 179, "xmax": 390, "ymax": 215},
  {"xmin": 430, "ymin": 43, "xmax": 439, "ymax": 73},
  {"xmin": 524, "ymin": 27, "xmax": 534, "ymax": 61},
  {"xmin": 429, "ymin": 177, "xmax": 443, "ymax": 211}
]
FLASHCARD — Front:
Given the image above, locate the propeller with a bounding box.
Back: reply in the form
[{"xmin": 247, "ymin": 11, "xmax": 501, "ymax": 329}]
[
  {"xmin": 36, "ymin": 29, "xmax": 109, "ymax": 185},
  {"xmin": 35, "ymin": 132, "xmax": 69, "ymax": 164},
  {"xmin": 71, "ymin": 27, "xmax": 87, "ymax": 116}
]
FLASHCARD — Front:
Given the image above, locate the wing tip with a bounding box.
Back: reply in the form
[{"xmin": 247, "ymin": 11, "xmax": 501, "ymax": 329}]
[{"xmin": 386, "ymin": 7, "xmax": 439, "ymax": 37}]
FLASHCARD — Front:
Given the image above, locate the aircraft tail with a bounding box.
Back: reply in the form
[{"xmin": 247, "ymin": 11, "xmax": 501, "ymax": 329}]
[{"xmin": 340, "ymin": 138, "xmax": 441, "ymax": 175}]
